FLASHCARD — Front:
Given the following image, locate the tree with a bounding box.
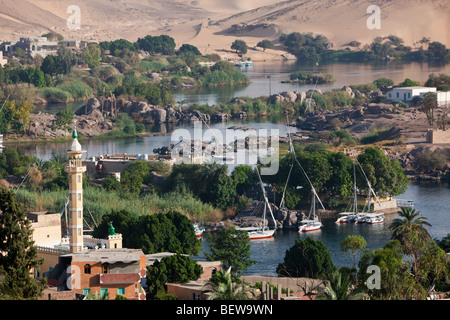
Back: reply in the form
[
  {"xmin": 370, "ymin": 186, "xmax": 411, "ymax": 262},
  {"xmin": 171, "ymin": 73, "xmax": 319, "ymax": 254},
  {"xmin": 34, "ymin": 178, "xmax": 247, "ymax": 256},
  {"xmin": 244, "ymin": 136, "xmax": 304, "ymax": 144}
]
[
  {"xmin": 146, "ymin": 253, "xmax": 203, "ymax": 299},
  {"xmin": 340, "ymin": 235, "xmax": 367, "ymax": 269},
  {"xmin": 51, "ymin": 109, "xmax": 73, "ymax": 133},
  {"xmin": 390, "ymin": 207, "xmax": 432, "ymax": 244},
  {"xmin": 231, "ymin": 165, "xmax": 257, "ymax": 195},
  {"xmin": 83, "ymin": 43, "xmax": 101, "ymax": 69},
  {"xmin": 56, "ymin": 45, "xmax": 78, "ymax": 74},
  {"xmin": 373, "ymin": 78, "xmax": 394, "ymax": 88},
  {"xmin": 414, "ymin": 241, "xmax": 448, "ymax": 296},
  {"xmin": 7, "ymin": 100, "xmax": 33, "ymax": 134},
  {"xmin": 178, "ymin": 44, "xmax": 201, "ymax": 56},
  {"xmin": 314, "ymin": 269, "xmax": 368, "ymax": 300},
  {"xmin": 276, "ymin": 237, "xmax": 336, "ymax": 279},
  {"xmin": 93, "ymin": 210, "xmax": 201, "ymax": 255},
  {"xmin": 357, "ymin": 147, "xmax": 408, "ymax": 197},
  {"xmin": 398, "ymin": 78, "xmax": 419, "ymax": 87},
  {"xmin": 0, "ymin": 188, "xmax": 46, "ymax": 299},
  {"xmin": 41, "ymin": 55, "xmax": 60, "ymax": 76},
  {"xmin": 205, "ymin": 226, "xmax": 255, "ymax": 276},
  {"xmin": 256, "ymin": 40, "xmax": 274, "ymax": 52},
  {"xmin": 120, "ymin": 161, "xmax": 150, "ymax": 195},
  {"xmin": 136, "ymin": 35, "xmax": 176, "ymax": 55},
  {"xmin": 435, "ymin": 233, "xmax": 450, "ymax": 252},
  {"xmin": 427, "ymin": 41, "xmax": 447, "ymax": 60},
  {"xmin": 418, "ymin": 92, "xmax": 438, "ymax": 126},
  {"xmin": 357, "ymin": 240, "xmax": 423, "ymax": 299},
  {"xmin": 231, "ymin": 40, "xmax": 248, "ymax": 55},
  {"xmin": 203, "ymin": 267, "xmax": 256, "ymax": 300}
]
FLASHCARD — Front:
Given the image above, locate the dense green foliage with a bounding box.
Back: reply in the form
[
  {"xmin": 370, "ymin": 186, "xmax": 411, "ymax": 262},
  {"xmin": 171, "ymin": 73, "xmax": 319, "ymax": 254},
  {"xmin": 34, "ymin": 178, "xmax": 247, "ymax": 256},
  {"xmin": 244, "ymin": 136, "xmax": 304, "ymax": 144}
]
[
  {"xmin": 276, "ymin": 237, "xmax": 336, "ymax": 279},
  {"xmin": 280, "ymin": 32, "xmax": 449, "ymax": 63},
  {"xmin": 203, "ymin": 268, "xmax": 256, "ymax": 300},
  {"xmin": 0, "ymin": 188, "xmax": 47, "ymax": 299},
  {"xmin": 146, "ymin": 253, "xmax": 203, "ymax": 299},
  {"xmin": 164, "ymin": 163, "xmax": 252, "ymax": 211},
  {"xmin": 136, "ymin": 35, "xmax": 176, "ymax": 55},
  {"xmin": 92, "ymin": 209, "xmax": 201, "ymax": 255},
  {"xmin": 289, "ymin": 71, "xmax": 335, "ymax": 84},
  {"xmin": 264, "ymin": 146, "xmax": 407, "ymax": 210},
  {"xmin": 231, "ymin": 40, "xmax": 248, "ymax": 55},
  {"xmin": 205, "ymin": 226, "xmax": 255, "ymax": 276}
]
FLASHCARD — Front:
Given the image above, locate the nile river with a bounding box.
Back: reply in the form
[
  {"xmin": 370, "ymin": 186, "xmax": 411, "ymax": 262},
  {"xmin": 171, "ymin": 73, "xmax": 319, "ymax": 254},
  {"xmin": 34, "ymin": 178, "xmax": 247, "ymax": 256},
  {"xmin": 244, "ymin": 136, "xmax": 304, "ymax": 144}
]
[
  {"xmin": 17, "ymin": 60, "xmax": 450, "ymax": 276},
  {"xmin": 196, "ymin": 182, "xmax": 450, "ymax": 276}
]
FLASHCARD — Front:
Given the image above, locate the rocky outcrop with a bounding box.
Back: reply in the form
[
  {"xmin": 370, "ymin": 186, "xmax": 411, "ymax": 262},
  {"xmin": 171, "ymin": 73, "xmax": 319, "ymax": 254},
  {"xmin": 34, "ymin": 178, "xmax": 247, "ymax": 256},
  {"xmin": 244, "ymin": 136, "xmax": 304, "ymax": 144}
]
[
  {"xmin": 268, "ymin": 90, "xmax": 307, "ymax": 104},
  {"xmin": 76, "ymin": 98, "xmax": 217, "ymax": 125},
  {"xmin": 232, "ymin": 200, "xmax": 303, "ymax": 230},
  {"xmin": 294, "ymin": 102, "xmax": 405, "ymax": 138},
  {"xmin": 28, "ymin": 110, "xmax": 115, "ymax": 138}
]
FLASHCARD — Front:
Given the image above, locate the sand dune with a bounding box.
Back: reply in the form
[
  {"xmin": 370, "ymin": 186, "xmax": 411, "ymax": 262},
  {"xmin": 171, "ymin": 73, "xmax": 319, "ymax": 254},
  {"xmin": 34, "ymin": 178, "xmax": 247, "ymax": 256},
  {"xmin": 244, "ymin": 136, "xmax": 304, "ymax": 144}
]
[{"xmin": 0, "ymin": 0, "xmax": 448, "ymax": 59}]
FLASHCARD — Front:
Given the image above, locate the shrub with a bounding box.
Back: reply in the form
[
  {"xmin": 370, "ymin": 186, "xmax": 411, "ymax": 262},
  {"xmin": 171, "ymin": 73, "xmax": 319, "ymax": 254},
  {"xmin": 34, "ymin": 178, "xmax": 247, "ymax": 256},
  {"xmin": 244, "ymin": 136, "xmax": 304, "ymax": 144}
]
[{"xmin": 38, "ymin": 87, "xmax": 73, "ymax": 103}]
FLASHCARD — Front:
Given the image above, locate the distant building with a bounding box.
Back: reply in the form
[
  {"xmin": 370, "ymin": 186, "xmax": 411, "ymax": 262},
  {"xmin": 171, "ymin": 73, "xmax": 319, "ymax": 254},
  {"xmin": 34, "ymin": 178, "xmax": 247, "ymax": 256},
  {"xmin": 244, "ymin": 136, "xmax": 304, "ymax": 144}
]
[
  {"xmin": 387, "ymin": 86, "xmax": 436, "ymax": 101},
  {"xmin": 1, "ymin": 37, "xmax": 58, "ymax": 58},
  {"xmin": 387, "ymin": 86, "xmax": 450, "ymax": 106}
]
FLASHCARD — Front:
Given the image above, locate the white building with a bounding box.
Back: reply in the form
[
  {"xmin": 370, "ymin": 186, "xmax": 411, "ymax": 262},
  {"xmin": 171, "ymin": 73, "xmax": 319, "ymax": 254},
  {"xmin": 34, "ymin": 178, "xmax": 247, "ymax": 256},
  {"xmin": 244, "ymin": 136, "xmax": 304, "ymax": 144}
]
[
  {"xmin": 0, "ymin": 51, "xmax": 7, "ymax": 67},
  {"xmin": 387, "ymin": 86, "xmax": 449, "ymax": 106},
  {"xmin": 387, "ymin": 86, "xmax": 436, "ymax": 101},
  {"xmin": 1, "ymin": 37, "xmax": 58, "ymax": 58}
]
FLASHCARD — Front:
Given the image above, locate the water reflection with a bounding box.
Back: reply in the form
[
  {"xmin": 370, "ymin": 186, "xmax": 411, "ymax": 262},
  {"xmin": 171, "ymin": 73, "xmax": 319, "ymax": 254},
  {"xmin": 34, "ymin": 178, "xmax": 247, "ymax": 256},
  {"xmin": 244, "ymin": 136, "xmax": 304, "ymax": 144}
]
[{"xmin": 174, "ymin": 60, "xmax": 450, "ymax": 105}]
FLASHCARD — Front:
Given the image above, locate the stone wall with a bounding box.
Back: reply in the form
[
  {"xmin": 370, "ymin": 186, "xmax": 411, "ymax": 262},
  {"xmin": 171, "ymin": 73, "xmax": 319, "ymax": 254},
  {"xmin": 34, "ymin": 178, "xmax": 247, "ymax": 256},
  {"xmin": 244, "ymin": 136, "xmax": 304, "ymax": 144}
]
[
  {"xmin": 372, "ymin": 199, "xmax": 398, "ymax": 212},
  {"xmin": 427, "ymin": 129, "xmax": 450, "ymax": 144}
]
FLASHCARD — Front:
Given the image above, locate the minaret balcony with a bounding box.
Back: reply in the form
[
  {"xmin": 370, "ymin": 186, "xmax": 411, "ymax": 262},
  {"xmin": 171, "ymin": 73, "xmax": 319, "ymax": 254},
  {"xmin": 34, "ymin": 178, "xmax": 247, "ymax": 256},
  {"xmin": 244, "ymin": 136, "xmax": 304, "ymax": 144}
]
[{"xmin": 65, "ymin": 164, "xmax": 86, "ymax": 174}]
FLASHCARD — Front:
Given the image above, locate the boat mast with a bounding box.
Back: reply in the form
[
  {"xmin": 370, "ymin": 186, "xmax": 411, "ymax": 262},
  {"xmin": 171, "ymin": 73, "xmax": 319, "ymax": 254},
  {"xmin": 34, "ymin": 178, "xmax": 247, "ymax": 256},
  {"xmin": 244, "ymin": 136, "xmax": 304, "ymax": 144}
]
[
  {"xmin": 353, "ymin": 162, "xmax": 358, "ymax": 214},
  {"xmin": 255, "ymin": 167, "xmax": 277, "ymax": 229},
  {"xmin": 355, "ymin": 159, "xmax": 381, "ymax": 212}
]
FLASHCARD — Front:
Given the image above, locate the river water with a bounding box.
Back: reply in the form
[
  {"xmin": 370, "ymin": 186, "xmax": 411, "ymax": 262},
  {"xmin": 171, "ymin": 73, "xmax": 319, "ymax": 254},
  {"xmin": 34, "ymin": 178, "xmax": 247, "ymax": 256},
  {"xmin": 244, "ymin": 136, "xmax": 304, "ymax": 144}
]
[
  {"xmin": 174, "ymin": 60, "xmax": 450, "ymax": 105},
  {"xmin": 17, "ymin": 60, "xmax": 450, "ymax": 276},
  {"xmin": 197, "ymin": 182, "xmax": 450, "ymax": 276}
]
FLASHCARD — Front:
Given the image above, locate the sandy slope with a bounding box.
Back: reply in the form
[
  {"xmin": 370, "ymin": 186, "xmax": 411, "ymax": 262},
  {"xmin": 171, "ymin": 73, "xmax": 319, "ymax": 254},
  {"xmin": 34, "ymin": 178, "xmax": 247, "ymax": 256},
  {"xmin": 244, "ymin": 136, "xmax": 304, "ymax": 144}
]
[{"xmin": 0, "ymin": 0, "xmax": 448, "ymax": 60}]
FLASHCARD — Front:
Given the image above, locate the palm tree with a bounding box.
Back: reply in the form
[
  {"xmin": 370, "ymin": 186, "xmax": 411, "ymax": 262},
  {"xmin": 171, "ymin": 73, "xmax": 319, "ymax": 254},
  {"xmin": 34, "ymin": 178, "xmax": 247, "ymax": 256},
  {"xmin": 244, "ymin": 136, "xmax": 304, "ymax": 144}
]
[
  {"xmin": 203, "ymin": 268, "xmax": 256, "ymax": 300},
  {"xmin": 314, "ymin": 270, "xmax": 368, "ymax": 300},
  {"xmin": 390, "ymin": 207, "xmax": 432, "ymax": 243}
]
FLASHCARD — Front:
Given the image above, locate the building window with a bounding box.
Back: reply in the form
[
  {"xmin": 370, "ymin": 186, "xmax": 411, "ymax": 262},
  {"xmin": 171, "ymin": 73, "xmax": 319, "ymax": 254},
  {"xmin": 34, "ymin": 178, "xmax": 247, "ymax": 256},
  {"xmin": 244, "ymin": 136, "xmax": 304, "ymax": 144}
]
[
  {"xmin": 84, "ymin": 264, "xmax": 91, "ymax": 274},
  {"xmin": 100, "ymin": 289, "xmax": 108, "ymax": 299},
  {"xmin": 117, "ymin": 288, "xmax": 125, "ymax": 295},
  {"xmin": 102, "ymin": 263, "xmax": 109, "ymax": 274},
  {"xmin": 388, "ymin": 93, "xmax": 391, "ymax": 98},
  {"xmin": 408, "ymin": 93, "xmax": 411, "ymax": 98}
]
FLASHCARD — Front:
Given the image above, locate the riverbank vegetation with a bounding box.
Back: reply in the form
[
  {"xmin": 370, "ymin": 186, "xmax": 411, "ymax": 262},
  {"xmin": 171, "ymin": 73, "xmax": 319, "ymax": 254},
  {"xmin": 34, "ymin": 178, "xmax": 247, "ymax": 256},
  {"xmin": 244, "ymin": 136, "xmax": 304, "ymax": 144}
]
[
  {"xmin": 0, "ymin": 33, "xmax": 249, "ymax": 107},
  {"xmin": 280, "ymin": 32, "xmax": 450, "ymax": 64}
]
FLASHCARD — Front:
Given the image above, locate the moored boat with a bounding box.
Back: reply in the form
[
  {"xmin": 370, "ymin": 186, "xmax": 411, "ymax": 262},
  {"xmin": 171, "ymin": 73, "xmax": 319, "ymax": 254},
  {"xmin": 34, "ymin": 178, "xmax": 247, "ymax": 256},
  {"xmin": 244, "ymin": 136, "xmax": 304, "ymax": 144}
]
[
  {"xmin": 193, "ymin": 223, "xmax": 204, "ymax": 238},
  {"xmin": 335, "ymin": 212, "xmax": 358, "ymax": 224},
  {"xmin": 298, "ymin": 218, "xmax": 322, "ymax": 232}
]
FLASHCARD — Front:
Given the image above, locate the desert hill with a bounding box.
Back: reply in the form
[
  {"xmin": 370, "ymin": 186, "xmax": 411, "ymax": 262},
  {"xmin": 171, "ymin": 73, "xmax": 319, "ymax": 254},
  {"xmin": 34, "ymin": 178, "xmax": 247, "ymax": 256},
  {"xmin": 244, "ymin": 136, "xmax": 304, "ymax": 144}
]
[{"xmin": 0, "ymin": 0, "xmax": 448, "ymax": 59}]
